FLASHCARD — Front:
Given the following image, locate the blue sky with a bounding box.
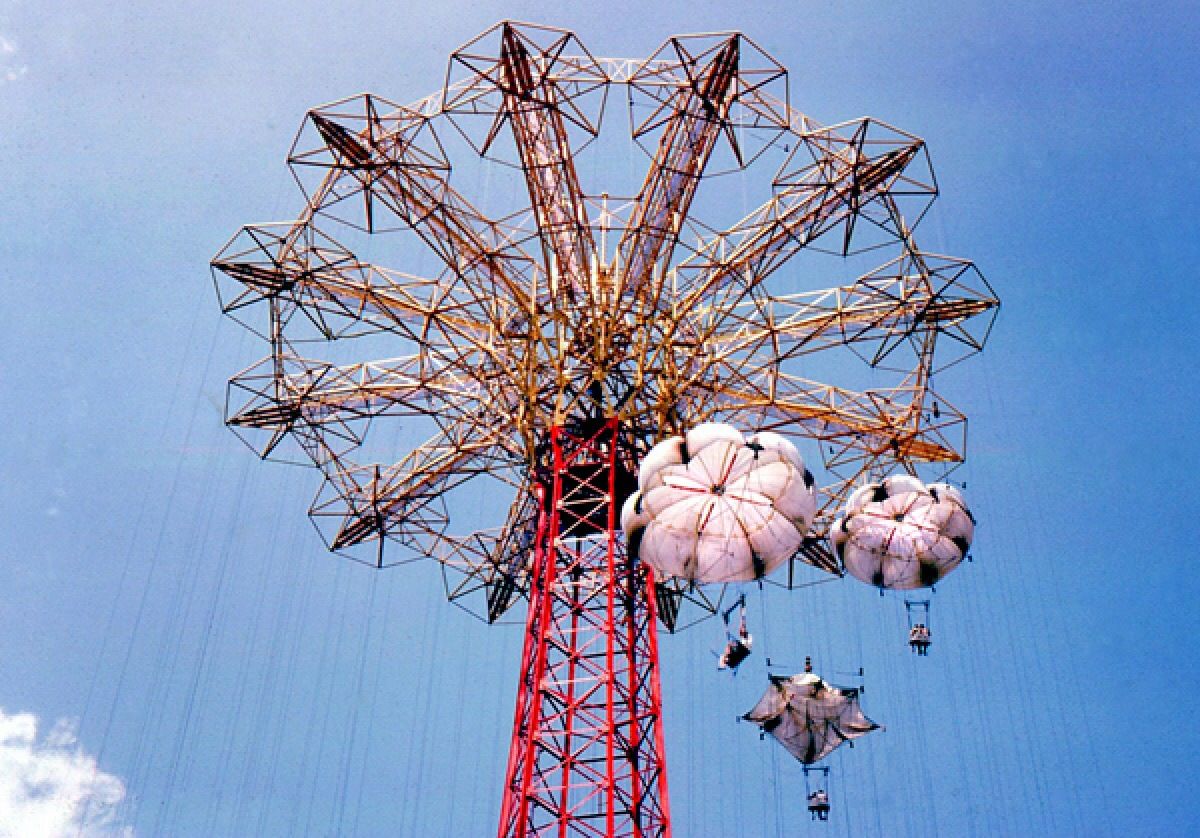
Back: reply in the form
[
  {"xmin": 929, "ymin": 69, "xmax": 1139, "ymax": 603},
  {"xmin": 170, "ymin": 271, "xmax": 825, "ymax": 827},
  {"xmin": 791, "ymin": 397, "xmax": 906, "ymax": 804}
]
[{"xmin": 0, "ymin": 0, "xmax": 1197, "ymax": 835}]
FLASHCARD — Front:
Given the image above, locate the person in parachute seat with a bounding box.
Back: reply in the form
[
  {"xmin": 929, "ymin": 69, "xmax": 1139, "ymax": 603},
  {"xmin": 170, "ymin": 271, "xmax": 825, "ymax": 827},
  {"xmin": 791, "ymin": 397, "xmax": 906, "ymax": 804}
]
[
  {"xmin": 909, "ymin": 622, "xmax": 931, "ymax": 655},
  {"xmin": 717, "ymin": 594, "xmax": 752, "ymax": 673},
  {"xmin": 807, "ymin": 788, "xmax": 831, "ymax": 821}
]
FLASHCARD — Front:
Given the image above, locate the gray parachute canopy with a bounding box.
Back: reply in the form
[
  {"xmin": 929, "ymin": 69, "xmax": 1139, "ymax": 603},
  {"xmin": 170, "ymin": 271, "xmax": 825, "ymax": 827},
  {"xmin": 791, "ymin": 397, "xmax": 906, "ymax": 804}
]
[{"xmin": 743, "ymin": 672, "xmax": 878, "ymax": 764}]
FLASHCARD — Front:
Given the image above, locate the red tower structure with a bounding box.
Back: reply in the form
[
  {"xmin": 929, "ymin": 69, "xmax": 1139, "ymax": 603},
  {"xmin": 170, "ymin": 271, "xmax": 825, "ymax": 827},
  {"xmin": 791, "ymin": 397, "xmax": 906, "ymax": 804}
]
[{"xmin": 499, "ymin": 420, "xmax": 670, "ymax": 837}]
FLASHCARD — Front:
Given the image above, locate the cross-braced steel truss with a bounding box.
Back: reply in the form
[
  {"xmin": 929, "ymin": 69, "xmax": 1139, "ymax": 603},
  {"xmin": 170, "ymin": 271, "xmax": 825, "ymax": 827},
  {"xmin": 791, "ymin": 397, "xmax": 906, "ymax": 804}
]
[{"xmin": 499, "ymin": 419, "xmax": 669, "ymax": 837}]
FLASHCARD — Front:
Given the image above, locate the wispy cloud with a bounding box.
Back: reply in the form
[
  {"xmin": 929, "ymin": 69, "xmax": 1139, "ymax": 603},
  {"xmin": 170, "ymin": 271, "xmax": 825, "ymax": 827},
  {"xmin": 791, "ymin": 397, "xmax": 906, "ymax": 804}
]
[
  {"xmin": 0, "ymin": 33, "xmax": 27, "ymax": 83},
  {"xmin": 0, "ymin": 709, "xmax": 132, "ymax": 837}
]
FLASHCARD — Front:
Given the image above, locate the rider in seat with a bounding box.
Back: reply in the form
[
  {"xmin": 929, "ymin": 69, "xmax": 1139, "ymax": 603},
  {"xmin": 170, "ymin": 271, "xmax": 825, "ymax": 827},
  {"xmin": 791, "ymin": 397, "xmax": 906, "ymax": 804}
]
[
  {"xmin": 717, "ymin": 595, "xmax": 753, "ymax": 672},
  {"xmin": 807, "ymin": 788, "xmax": 830, "ymax": 821},
  {"xmin": 908, "ymin": 623, "xmax": 931, "ymax": 656}
]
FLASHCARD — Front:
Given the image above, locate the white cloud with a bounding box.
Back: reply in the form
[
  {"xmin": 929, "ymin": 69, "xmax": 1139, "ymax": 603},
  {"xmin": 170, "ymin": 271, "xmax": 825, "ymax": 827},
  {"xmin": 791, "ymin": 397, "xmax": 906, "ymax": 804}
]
[
  {"xmin": 0, "ymin": 709, "xmax": 132, "ymax": 837},
  {"xmin": 0, "ymin": 33, "xmax": 25, "ymax": 83}
]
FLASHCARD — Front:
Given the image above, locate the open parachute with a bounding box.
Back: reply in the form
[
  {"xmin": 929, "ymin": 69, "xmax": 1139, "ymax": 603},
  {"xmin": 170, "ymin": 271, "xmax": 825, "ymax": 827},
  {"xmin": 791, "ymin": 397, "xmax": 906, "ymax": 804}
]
[
  {"xmin": 621, "ymin": 423, "xmax": 816, "ymax": 584},
  {"xmin": 831, "ymin": 476, "xmax": 975, "ymax": 590},
  {"xmin": 744, "ymin": 671, "xmax": 879, "ymax": 764}
]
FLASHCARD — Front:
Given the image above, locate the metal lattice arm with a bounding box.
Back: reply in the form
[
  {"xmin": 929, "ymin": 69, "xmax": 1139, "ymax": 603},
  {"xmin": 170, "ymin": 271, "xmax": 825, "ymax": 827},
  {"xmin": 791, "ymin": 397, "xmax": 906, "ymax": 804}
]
[
  {"xmin": 675, "ymin": 123, "xmax": 929, "ymax": 306},
  {"xmin": 227, "ymin": 356, "xmax": 498, "ymax": 429},
  {"xmin": 213, "ymin": 225, "xmax": 506, "ymax": 348},
  {"xmin": 309, "ymin": 421, "xmax": 522, "ymax": 550},
  {"xmin": 618, "ymin": 35, "xmax": 740, "ymax": 297},
  {"xmin": 293, "ymin": 98, "xmax": 538, "ymax": 309},
  {"xmin": 691, "ymin": 370, "xmax": 963, "ymax": 464},
  {"xmin": 705, "ymin": 255, "xmax": 998, "ymax": 365},
  {"xmin": 494, "ymin": 24, "xmax": 598, "ymax": 292},
  {"xmin": 439, "ymin": 479, "xmax": 542, "ymax": 623}
]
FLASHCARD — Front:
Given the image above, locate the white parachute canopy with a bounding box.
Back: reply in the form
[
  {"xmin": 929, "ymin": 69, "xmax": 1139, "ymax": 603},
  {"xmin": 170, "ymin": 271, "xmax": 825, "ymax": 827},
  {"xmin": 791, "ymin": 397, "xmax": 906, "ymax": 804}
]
[
  {"xmin": 744, "ymin": 672, "xmax": 879, "ymax": 764},
  {"xmin": 621, "ymin": 423, "xmax": 816, "ymax": 583},
  {"xmin": 831, "ymin": 475, "xmax": 975, "ymax": 590}
]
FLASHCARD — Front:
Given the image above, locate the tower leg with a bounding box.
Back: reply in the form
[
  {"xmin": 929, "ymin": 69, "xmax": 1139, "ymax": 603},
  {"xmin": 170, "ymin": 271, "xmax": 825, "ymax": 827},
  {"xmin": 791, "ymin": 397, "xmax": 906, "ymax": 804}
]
[{"xmin": 498, "ymin": 420, "xmax": 671, "ymax": 837}]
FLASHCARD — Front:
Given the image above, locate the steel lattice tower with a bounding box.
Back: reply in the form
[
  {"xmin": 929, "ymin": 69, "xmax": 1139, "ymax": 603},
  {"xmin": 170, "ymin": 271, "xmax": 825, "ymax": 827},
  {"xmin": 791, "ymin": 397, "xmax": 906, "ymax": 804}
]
[
  {"xmin": 499, "ymin": 420, "xmax": 669, "ymax": 836},
  {"xmin": 212, "ymin": 20, "xmax": 997, "ymax": 836}
]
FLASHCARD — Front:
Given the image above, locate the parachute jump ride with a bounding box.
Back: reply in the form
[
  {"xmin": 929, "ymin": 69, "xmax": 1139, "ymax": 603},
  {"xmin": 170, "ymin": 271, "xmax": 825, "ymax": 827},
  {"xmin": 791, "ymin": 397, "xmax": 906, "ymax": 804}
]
[{"xmin": 213, "ymin": 20, "xmax": 997, "ymax": 835}]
